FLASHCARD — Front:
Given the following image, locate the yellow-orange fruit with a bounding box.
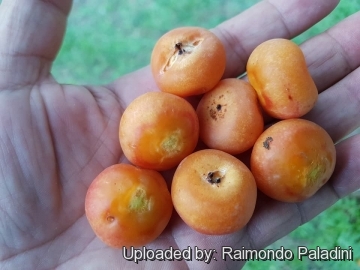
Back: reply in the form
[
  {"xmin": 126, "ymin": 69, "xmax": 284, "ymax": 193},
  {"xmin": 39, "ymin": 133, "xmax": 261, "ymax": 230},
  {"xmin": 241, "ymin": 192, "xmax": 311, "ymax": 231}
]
[
  {"xmin": 247, "ymin": 38, "xmax": 318, "ymax": 119},
  {"xmin": 250, "ymin": 119, "xmax": 336, "ymax": 202},
  {"xmin": 151, "ymin": 27, "xmax": 226, "ymax": 97},
  {"xmin": 119, "ymin": 92, "xmax": 199, "ymax": 171},
  {"xmin": 172, "ymin": 149, "xmax": 257, "ymax": 235},
  {"xmin": 196, "ymin": 78, "xmax": 264, "ymax": 155},
  {"xmin": 85, "ymin": 164, "xmax": 173, "ymax": 248}
]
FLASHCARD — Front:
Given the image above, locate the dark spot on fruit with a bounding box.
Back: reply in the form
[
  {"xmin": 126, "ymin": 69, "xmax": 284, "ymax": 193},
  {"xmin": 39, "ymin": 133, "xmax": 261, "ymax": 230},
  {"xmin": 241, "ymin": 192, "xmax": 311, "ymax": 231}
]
[
  {"xmin": 263, "ymin": 136, "xmax": 273, "ymax": 150},
  {"xmin": 106, "ymin": 216, "xmax": 115, "ymax": 223},
  {"xmin": 209, "ymin": 108, "xmax": 217, "ymax": 120},
  {"xmin": 288, "ymin": 95, "xmax": 293, "ymax": 100},
  {"xmin": 175, "ymin": 42, "xmax": 185, "ymax": 55},
  {"xmin": 209, "ymin": 102, "xmax": 227, "ymax": 121},
  {"xmin": 206, "ymin": 171, "xmax": 222, "ymax": 185}
]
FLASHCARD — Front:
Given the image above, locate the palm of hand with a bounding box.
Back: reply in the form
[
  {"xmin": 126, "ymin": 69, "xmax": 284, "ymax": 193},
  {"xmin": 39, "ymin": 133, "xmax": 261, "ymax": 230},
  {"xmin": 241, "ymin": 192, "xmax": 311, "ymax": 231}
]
[
  {"xmin": 0, "ymin": 80, "xmax": 122, "ymax": 263},
  {"xmin": 1, "ymin": 70, "xmax": 232, "ymax": 269},
  {"xmin": 1, "ymin": 0, "xmax": 359, "ymax": 269}
]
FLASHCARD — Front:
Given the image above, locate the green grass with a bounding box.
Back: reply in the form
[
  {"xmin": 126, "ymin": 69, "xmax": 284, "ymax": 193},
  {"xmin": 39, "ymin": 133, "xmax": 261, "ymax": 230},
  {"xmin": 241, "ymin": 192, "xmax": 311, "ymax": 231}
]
[
  {"xmin": 53, "ymin": 0, "xmax": 263, "ymax": 85},
  {"xmin": 50, "ymin": 0, "xmax": 360, "ymax": 269},
  {"xmin": 52, "ymin": 0, "xmax": 360, "ymax": 85}
]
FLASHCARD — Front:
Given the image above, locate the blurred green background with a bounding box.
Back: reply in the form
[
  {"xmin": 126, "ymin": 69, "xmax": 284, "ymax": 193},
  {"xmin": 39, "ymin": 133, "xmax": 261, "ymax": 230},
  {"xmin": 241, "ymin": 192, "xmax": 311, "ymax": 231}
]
[
  {"xmin": 52, "ymin": 0, "xmax": 360, "ymax": 269},
  {"xmin": 52, "ymin": 0, "xmax": 360, "ymax": 86}
]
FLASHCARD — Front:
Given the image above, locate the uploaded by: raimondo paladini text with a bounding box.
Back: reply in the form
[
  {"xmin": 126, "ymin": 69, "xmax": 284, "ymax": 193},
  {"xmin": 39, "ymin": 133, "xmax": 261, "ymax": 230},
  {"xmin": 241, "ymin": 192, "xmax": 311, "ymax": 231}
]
[{"xmin": 122, "ymin": 245, "xmax": 354, "ymax": 264}]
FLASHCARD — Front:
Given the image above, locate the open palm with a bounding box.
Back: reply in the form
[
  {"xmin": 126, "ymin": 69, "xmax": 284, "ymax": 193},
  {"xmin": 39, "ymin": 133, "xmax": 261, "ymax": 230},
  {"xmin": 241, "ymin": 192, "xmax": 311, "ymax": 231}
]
[{"xmin": 0, "ymin": 0, "xmax": 359, "ymax": 269}]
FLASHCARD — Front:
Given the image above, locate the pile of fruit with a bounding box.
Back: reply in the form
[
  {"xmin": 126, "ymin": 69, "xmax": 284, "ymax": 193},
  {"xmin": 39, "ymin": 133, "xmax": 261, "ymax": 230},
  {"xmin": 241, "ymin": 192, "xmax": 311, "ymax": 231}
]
[{"xmin": 85, "ymin": 27, "xmax": 336, "ymax": 248}]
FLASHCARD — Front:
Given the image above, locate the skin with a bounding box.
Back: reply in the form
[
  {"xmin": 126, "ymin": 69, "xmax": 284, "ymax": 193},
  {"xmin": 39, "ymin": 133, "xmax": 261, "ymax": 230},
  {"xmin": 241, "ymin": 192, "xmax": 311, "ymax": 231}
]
[{"xmin": 0, "ymin": 0, "xmax": 359, "ymax": 269}]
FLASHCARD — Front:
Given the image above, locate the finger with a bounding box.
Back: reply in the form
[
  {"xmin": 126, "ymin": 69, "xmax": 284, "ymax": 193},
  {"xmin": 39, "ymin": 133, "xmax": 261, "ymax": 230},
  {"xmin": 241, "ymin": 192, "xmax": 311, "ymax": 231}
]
[
  {"xmin": 305, "ymin": 67, "xmax": 360, "ymax": 143},
  {"xmin": 300, "ymin": 12, "xmax": 360, "ymax": 142},
  {"xmin": 212, "ymin": 0, "xmax": 340, "ymax": 78},
  {"xmin": 330, "ymin": 134, "xmax": 360, "ymax": 198},
  {"xmin": 110, "ymin": 0, "xmax": 339, "ymax": 106},
  {"xmin": 303, "ymin": 11, "xmax": 360, "ymax": 92},
  {"xmin": 0, "ymin": 0, "xmax": 72, "ymax": 89}
]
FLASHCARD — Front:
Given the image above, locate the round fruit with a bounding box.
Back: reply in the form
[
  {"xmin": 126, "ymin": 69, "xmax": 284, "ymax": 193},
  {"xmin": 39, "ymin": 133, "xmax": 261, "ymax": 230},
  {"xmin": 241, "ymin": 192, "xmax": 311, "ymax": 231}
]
[
  {"xmin": 151, "ymin": 26, "xmax": 226, "ymax": 97},
  {"xmin": 85, "ymin": 163, "xmax": 173, "ymax": 248},
  {"xmin": 250, "ymin": 119, "xmax": 336, "ymax": 202},
  {"xmin": 171, "ymin": 149, "xmax": 257, "ymax": 235},
  {"xmin": 119, "ymin": 92, "xmax": 199, "ymax": 171},
  {"xmin": 247, "ymin": 38, "xmax": 318, "ymax": 119},
  {"xmin": 196, "ymin": 78, "xmax": 264, "ymax": 154}
]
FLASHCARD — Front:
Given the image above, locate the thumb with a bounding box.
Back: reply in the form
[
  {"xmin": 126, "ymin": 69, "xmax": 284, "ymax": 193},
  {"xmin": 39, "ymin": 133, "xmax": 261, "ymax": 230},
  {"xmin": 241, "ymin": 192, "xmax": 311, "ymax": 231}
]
[{"xmin": 0, "ymin": 0, "xmax": 72, "ymax": 89}]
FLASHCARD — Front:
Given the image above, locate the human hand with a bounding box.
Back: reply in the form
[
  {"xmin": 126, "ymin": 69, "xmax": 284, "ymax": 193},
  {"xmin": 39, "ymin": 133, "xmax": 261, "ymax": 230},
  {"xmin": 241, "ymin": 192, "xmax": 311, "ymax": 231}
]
[{"xmin": 0, "ymin": 0, "xmax": 359, "ymax": 269}]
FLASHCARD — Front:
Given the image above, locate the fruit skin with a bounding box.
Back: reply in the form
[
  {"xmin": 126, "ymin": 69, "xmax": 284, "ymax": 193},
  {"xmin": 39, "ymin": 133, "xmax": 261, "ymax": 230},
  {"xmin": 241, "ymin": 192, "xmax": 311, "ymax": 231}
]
[
  {"xmin": 196, "ymin": 78, "xmax": 264, "ymax": 155},
  {"xmin": 119, "ymin": 91, "xmax": 199, "ymax": 171},
  {"xmin": 247, "ymin": 38, "xmax": 318, "ymax": 119},
  {"xmin": 85, "ymin": 163, "xmax": 173, "ymax": 248},
  {"xmin": 151, "ymin": 26, "xmax": 226, "ymax": 97},
  {"xmin": 250, "ymin": 119, "xmax": 336, "ymax": 202},
  {"xmin": 171, "ymin": 149, "xmax": 257, "ymax": 235}
]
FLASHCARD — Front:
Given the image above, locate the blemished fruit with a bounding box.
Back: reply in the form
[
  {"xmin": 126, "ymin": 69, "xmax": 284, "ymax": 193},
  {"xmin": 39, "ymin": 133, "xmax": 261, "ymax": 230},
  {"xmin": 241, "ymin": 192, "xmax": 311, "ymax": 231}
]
[
  {"xmin": 250, "ymin": 119, "xmax": 336, "ymax": 202},
  {"xmin": 85, "ymin": 163, "xmax": 173, "ymax": 248},
  {"xmin": 151, "ymin": 26, "xmax": 226, "ymax": 97},
  {"xmin": 196, "ymin": 78, "xmax": 264, "ymax": 155},
  {"xmin": 247, "ymin": 38, "xmax": 318, "ymax": 119},
  {"xmin": 171, "ymin": 149, "xmax": 257, "ymax": 235},
  {"xmin": 119, "ymin": 91, "xmax": 199, "ymax": 171},
  {"xmin": 86, "ymin": 26, "xmax": 337, "ymax": 248}
]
